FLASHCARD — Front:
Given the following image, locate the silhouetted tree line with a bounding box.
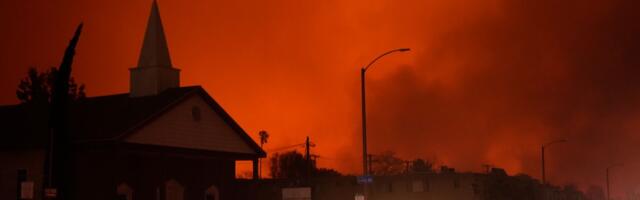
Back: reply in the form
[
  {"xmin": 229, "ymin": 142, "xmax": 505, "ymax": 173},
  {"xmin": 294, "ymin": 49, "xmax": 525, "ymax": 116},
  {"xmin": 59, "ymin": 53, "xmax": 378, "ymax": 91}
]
[
  {"xmin": 269, "ymin": 151, "xmax": 341, "ymax": 179},
  {"xmin": 269, "ymin": 150, "xmax": 435, "ymax": 179},
  {"xmin": 16, "ymin": 67, "xmax": 85, "ymax": 104},
  {"xmin": 369, "ymin": 150, "xmax": 434, "ymax": 176}
]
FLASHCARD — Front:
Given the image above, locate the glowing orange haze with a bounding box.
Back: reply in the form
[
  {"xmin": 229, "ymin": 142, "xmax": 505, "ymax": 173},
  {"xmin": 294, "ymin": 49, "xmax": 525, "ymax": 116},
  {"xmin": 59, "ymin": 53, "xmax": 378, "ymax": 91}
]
[{"xmin": 1, "ymin": 0, "xmax": 639, "ymax": 197}]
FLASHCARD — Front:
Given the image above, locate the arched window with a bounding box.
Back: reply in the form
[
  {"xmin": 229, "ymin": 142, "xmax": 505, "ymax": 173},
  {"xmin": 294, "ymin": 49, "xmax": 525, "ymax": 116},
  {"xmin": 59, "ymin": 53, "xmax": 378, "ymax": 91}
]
[
  {"xmin": 165, "ymin": 179, "xmax": 184, "ymax": 200},
  {"xmin": 205, "ymin": 185, "xmax": 219, "ymax": 200},
  {"xmin": 117, "ymin": 183, "xmax": 133, "ymax": 200}
]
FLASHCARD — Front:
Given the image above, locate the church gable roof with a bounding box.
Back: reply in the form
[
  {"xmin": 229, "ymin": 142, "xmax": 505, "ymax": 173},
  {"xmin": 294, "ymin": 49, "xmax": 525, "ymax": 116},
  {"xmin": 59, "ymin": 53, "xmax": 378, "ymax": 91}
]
[
  {"xmin": 123, "ymin": 92, "xmax": 256, "ymax": 154},
  {"xmin": 0, "ymin": 86, "xmax": 265, "ymax": 157},
  {"xmin": 69, "ymin": 86, "xmax": 195, "ymax": 141}
]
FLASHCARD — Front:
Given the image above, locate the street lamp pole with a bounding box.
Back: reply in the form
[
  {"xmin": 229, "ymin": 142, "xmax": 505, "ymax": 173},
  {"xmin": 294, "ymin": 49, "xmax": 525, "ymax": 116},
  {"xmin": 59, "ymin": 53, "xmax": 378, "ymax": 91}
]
[
  {"xmin": 361, "ymin": 48, "xmax": 410, "ymax": 198},
  {"xmin": 541, "ymin": 139, "xmax": 567, "ymax": 185},
  {"xmin": 361, "ymin": 68, "xmax": 367, "ymax": 178},
  {"xmin": 607, "ymin": 164, "xmax": 623, "ymax": 200}
]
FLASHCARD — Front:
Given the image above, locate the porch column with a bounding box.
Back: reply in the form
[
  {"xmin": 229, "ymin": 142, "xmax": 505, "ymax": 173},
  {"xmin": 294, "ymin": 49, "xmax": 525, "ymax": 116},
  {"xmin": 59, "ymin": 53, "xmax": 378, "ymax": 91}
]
[{"xmin": 252, "ymin": 158, "xmax": 259, "ymax": 180}]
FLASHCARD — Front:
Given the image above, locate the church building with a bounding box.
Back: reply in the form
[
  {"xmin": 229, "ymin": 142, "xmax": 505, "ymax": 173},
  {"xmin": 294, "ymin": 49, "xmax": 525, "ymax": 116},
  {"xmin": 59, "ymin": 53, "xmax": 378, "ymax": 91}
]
[{"xmin": 0, "ymin": 1, "xmax": 265, "ymax": 200}]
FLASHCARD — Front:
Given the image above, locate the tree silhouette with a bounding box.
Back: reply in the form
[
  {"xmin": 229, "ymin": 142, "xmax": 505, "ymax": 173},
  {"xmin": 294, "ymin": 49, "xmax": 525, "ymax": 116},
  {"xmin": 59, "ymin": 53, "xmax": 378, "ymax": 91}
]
[
  {"xmin": 47, "ymin": 23, "xmax": 83, "ymax": 200},
  {"xmin": 16, "ymin": 67, "xmax": 85, "ymax": 104},
  {"xmin": 410, "ymin": 158, "xmax": 434, "ymax": 173},
  {"xmin": 314, "ymin": 168, "xmax": 341, "ymax": 177},
  {"xmin": 258, "ymin": 130, "xmax": 269, "ymax": 178},
  {"xmin": 370, "ymin": 151, "xmax": 404, "ymax": 176},
  {"xmin": 270, "ymin": 151, "xmax": 310, "ymax": 179},
  {"xmin": 259, "ymin": 130, "xmax": 269, "ymax": 146},
  {"xmin": 269, "ymin": 151, "xmax": 341, "ymax": 179}
]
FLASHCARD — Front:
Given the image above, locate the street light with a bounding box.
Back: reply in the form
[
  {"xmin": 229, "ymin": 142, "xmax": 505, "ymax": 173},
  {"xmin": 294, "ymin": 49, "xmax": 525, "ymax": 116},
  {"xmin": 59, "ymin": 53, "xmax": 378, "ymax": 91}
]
[
  {"xmin": 360, "ymin": 48, "xmax": 410, "ymax": 198},
  {"xmin": 541, "ymin": 139, "xmax": 567, "ymax": 185},
  {"xmin": 607, "ymin": 163, "xmax": 623, "ymax": 200}
]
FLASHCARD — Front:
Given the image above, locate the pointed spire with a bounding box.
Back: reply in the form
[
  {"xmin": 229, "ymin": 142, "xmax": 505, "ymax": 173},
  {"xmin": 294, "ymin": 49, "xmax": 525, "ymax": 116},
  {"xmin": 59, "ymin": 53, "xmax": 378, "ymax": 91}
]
[
  {"xmin": 129, "ymin": 0, "xmax": 180, "ymax": 97},
  {"xmin": 137, "ymin": 0, "xmax": 173, "ymax": 68}
]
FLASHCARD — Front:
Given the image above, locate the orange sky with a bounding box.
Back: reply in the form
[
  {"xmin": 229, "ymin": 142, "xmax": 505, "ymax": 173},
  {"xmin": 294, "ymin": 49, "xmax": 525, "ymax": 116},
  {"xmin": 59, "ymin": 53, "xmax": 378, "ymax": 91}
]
[{"xmin": 1, "ymin": 0, "xmax": 640, "ymax": 197}]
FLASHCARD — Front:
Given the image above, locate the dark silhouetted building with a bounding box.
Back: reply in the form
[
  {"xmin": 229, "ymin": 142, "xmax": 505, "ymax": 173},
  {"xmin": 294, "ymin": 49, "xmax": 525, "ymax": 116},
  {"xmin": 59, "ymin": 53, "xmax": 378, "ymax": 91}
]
[
  {"xmin": 236, "ymin": 168, "xmax": 587, "ymax": 200},
  {"xmin": 0, "ymin": 1, "xmax": 264, "ymax": 200}
]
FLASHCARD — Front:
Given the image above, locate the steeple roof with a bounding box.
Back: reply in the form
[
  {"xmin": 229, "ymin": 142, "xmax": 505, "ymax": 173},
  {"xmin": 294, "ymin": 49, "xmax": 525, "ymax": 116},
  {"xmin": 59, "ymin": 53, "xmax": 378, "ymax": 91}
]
[{"xmin": 137, "ymin": 0, "xmax": 173, "ymax": 68}]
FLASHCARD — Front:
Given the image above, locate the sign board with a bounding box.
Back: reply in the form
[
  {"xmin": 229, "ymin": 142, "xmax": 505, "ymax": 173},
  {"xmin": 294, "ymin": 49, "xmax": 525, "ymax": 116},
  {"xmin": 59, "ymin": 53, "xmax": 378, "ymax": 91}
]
[
  {"xmin": 354, "ymin": 194, "xmax": 365, "ymax": 200},
  {"xmin": 357, "ymin": 175, "xmax": 373, "ymax": 184},
  {"xmin": 20, "ymin": 181, "xmax": 34, "ymax": 199},
  {"xmin": 282, "ymin": 187, "xmax": 311, "ymax": 200},
  {"xmin": 45, "ymin": 188, "xmax": 57, "ymax": 198}
]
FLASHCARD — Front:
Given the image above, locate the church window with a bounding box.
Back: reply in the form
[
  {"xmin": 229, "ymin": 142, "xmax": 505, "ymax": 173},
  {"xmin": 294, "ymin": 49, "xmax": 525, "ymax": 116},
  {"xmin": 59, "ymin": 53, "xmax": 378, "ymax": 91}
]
[
  {"xmin": 165, "ymin": 179, "xmax": 184, "ymax": 200},
  {"xmin": 117, "ymin": 182, "xmax": 133, "ymax": 200},
  {"xmin": 205, "ymin": 185, "xmax": 219, "ymax": 200}
]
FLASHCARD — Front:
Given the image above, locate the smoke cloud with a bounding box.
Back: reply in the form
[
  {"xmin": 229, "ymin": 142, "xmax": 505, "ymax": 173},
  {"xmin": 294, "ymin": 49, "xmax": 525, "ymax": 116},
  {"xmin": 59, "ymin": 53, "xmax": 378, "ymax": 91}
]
[
  {"xmin": 365, "ymin": 0, "xmax": 640, "ymax": 196},
  {"xmin": 1, "ymin": 0, "xmax": 639, "ymax": 197}
]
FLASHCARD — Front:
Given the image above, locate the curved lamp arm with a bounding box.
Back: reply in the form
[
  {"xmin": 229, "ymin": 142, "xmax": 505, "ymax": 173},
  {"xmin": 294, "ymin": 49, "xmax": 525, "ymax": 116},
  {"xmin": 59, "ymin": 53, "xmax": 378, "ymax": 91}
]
[
  {"xmin": 543, "ymin": 139, "xmax": 567, "ymax": 148},
  {"xmin": 363, "ymin": 48, "xmax": 411, "ymax": 72}
]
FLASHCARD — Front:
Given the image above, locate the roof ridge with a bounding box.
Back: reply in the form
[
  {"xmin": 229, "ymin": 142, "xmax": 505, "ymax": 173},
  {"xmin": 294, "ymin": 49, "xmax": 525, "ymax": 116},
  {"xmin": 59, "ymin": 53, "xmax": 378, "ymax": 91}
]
[{"xmin": 82, "ymin": 86, "xmax": 201, "ymax": 100}]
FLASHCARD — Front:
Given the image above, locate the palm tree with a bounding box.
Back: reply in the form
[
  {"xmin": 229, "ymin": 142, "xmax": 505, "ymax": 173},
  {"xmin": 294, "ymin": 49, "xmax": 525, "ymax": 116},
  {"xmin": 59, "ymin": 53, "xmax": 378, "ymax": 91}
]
[
  {"xmin": 258, "ymin": 130, "xmax": 269, "ymax": 178},
  {"xmin": 259, "ymin": 130, "xmax": 269, "ymax": 147}
]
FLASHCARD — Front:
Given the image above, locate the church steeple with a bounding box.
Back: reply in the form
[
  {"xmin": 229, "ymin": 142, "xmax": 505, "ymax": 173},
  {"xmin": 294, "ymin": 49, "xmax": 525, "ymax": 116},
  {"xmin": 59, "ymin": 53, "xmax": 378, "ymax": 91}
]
[
  {"xmin": 129, "ymin": 0, "xmax": 180, "ymax": 97},
  {"xmin": 138, "ymin": 0, "xmax": 172, "ymax": 68}
]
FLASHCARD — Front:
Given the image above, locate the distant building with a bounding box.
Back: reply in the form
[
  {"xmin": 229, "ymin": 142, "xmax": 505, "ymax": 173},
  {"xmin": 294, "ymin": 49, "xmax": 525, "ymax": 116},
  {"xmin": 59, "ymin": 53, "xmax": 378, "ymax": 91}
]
[
  {"xmin": 236, "ymin": 168, "xmax": 587, "ymax": 200},
  {"xmin": 237, "ymin": 172, "xmax": 482, "ymax": 200},
  {"xmin": 0, "ymin": 1, "xmax": 265, "ymax": 200}
]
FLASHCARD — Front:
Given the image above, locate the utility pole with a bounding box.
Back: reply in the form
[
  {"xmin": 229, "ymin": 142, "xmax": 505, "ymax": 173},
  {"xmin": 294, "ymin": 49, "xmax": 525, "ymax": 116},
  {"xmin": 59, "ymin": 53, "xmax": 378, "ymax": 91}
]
[
  {"xmin": 305, "ymin": 136, "xmax": 311, "ymax": 184},
  {"xmin": 541, "ymin": 145, "xmax": 545, "ymax": 184}
]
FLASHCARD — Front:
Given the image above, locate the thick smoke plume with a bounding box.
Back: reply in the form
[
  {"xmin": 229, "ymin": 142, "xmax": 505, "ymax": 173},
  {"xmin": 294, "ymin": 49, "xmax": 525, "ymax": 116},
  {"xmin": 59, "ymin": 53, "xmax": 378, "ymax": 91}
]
[
  {"xmin": 1, "ymin": 0, "xmax": 639, "ymax": 197},
  {"xmin": 365, "ymin": 0, "xmax": 640, "ymax": 196}
]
